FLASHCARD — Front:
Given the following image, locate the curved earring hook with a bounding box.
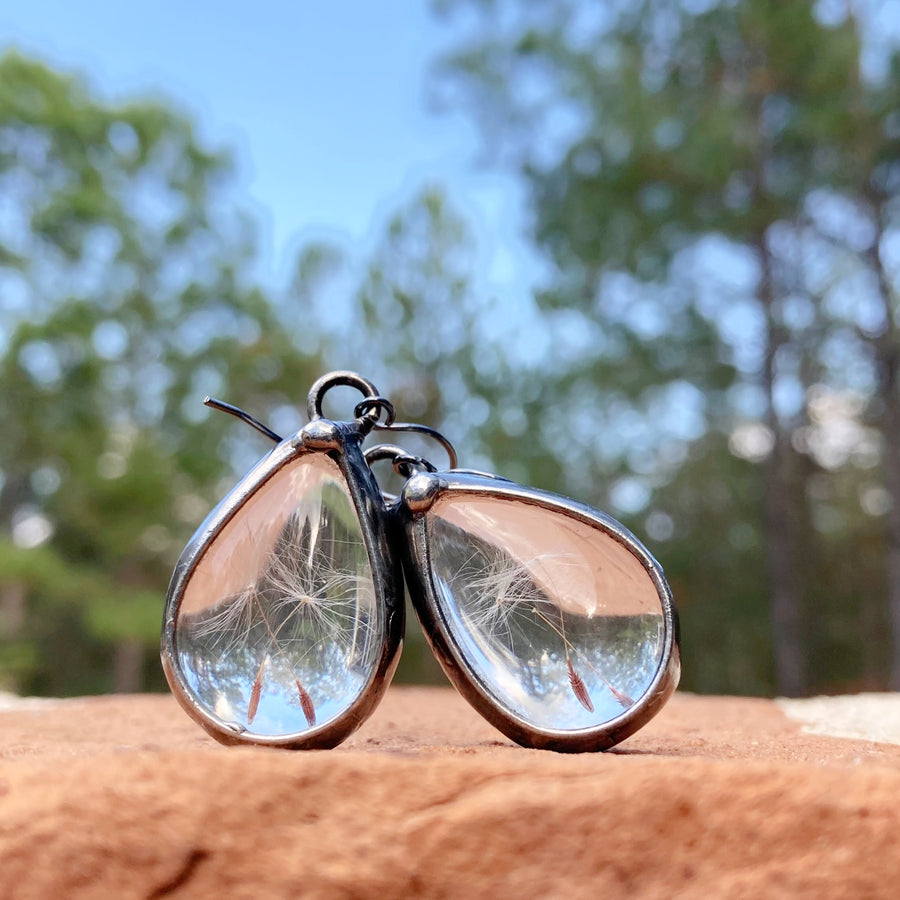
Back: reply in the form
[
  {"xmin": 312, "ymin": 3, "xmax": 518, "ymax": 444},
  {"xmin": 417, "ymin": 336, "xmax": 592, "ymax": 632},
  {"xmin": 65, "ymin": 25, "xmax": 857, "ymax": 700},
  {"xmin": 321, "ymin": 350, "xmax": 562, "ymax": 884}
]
[
  {"xmin": 204, "ymin": 372, "xmax": 457, "ymax": 470},
  {"xmin": 204, "ymin": 397, "xmax": 282, "ymax": 443},
  {"xmin": 371, "ymin": 421, "xmax": 458, "ymax": 470},
  {"xmin": 364, "ymin": 443, "xmax": 438, "ymax": 478}
]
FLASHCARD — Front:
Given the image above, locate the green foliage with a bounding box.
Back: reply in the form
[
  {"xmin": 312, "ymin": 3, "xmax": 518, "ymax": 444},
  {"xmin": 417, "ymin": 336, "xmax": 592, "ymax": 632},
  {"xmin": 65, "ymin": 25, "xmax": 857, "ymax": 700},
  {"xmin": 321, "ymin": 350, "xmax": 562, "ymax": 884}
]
[
  {"xmin": 4, "ymin": 0, "xmax": 900, "ymax": 699},
  {"xmin": 0, "ymin": 52, "xmax": 324, "ymax": 694},
  {"xmin": 431, "ymin": 0, "xmax": 900, "ymax": 694}
]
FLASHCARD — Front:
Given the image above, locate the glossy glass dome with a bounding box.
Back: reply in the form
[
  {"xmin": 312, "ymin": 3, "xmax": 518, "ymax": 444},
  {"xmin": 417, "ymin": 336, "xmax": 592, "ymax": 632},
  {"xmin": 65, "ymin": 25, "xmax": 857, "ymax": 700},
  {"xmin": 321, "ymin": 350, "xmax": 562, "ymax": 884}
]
[
  {"xmin": 427, "ymin": 494, "xmax": 665, "ymax": 732},
  {"xmin": 174, "ymin": 454, "xmax": 382, "ymax": 737}
]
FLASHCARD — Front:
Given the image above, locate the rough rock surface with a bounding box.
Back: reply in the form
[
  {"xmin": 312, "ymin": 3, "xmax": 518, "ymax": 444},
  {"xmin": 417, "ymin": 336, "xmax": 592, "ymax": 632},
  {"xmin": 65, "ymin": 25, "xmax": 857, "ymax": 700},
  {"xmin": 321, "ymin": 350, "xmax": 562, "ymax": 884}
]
[{"xmin": 1, "ymin": 688, "xmax": 899, "ymax": 898}]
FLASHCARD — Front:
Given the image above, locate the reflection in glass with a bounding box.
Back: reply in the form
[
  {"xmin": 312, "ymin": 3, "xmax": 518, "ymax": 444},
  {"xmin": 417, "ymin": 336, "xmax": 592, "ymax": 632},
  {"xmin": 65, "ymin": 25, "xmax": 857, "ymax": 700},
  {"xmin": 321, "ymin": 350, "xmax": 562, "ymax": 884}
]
[
  {"xmin": 428, "ymin": 495, "xmax": 664, "ymax": 731},
  {"xmin": 174, "ymin": 455, "xmax": 380, "ymax": 736}
]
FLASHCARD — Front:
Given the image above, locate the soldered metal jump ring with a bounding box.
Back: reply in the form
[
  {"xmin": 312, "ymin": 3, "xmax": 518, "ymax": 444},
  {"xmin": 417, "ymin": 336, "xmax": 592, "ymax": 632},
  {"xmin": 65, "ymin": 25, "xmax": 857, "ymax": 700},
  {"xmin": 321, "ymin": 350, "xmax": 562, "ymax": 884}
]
[
  {"xmin": 354, "ymin": 396, "xmax": 397, "ymax": 427},
  {"xmin": 306, "ymin": 370, "xmax": 380, "ymax": 422}
]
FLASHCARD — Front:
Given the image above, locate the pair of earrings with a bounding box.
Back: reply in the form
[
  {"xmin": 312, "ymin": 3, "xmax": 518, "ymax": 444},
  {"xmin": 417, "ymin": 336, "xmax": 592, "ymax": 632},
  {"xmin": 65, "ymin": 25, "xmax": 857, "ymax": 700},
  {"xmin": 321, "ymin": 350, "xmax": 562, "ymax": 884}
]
[{"xmin": 161, "ymin": 371, "xmax": 680, "ymax": 752}]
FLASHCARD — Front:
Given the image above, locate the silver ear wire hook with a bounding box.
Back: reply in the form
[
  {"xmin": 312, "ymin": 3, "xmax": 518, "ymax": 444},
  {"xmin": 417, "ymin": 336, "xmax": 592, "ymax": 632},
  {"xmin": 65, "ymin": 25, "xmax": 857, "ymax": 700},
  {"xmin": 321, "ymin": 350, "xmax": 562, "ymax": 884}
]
[
  {"xmin": 205, "ymin": 379, "xmax": 457, "ymax": 472},
  {"xmin": 364, "ymin": 443, "xmax": 438, "ymax": 478},
  {"xmin": 369, "ymin": 421, "xmax": 458, "ymax": 470},
  {"xmin": 204, "ymin": 396, "xmax": 282, "ymax": 443},
  {"xmin": 352, "ymin": 395, "xmax": 458, "ymax": 470}
]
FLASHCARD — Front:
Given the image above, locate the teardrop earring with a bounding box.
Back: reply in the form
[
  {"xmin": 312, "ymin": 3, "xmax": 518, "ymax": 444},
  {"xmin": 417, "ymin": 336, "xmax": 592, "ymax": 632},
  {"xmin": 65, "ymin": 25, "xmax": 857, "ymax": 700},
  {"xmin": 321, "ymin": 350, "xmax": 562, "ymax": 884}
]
[
  {"xmin": 161, "ymin": 372, "xmax": 406, "ymax": 749},
  {"xmin": 363, "ymin": 445, "xmax": 680, "ymax": 753},
  {"xmin": 161, "ymin": 371, "xmax": 680, "ymax": 752}
]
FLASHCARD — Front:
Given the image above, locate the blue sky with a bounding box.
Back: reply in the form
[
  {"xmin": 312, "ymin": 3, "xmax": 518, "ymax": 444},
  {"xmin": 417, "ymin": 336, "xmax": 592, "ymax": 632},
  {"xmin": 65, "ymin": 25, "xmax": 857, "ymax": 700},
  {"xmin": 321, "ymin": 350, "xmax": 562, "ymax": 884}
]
[{"xmin": 0, "ymin": 0, "xmax": 525, "ymax": 286}]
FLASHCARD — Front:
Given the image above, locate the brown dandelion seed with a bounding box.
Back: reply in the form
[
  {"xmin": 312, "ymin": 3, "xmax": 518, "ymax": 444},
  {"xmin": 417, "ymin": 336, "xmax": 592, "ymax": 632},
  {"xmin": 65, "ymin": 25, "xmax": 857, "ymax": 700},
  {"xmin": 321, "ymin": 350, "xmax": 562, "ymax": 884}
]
[
  {"xmin": 247, "ymin": 660, "xmax": 265, "ymax": 724},
  {"xmin": 608, "ymin": 683, "xmax": 634, "ymax": 709},
  {"xmin": 296, "ymin": 679, "xmax": 316, "ymax": 727},
  {"xmin": 567, "ymin": 660, "xmax": 594, "ymax": 712}
]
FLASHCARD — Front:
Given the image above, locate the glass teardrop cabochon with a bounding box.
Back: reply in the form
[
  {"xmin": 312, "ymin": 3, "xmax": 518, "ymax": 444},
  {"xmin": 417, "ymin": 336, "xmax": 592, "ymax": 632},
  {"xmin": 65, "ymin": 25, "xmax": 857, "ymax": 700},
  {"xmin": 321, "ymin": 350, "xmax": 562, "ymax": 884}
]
[
  {"xmin": 402, "ymin": 474, "xmax": 680, "ymax": 752},
  {"xmin": 162, "ymin": 445, "xmax": 401, "ymax": 748}
]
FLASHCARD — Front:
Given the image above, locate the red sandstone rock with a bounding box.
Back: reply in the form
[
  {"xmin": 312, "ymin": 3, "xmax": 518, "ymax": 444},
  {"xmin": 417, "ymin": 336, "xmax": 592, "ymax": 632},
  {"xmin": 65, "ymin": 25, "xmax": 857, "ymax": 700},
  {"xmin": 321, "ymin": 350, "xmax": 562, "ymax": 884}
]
[{"xmin": 1, "ymin": 688, "xmax": 898, "ymax": 898}]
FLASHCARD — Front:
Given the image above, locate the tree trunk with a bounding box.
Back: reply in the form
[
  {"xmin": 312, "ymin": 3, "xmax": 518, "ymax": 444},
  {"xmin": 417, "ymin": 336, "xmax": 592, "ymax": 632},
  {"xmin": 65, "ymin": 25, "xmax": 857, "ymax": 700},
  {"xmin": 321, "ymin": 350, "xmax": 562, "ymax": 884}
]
[
  {"xmin": 863, "ymin": 218, "xmax": 900, "ymax": 688},
  {"xmin": 113, "ymin": 639, "xmax": 144, "ymax": 693},
  {"xmin": 879, "ymin": 348, "xmax": 900, "ymax": 689},
  {"xmin": 0, "ymin": 582, "xmax": 26, "ymax": 693},
  {"xmin": 758, "ymin": 241, "xmax": 806, "ymax": 696},
  {"xmin": 764, "ymin": 439, "xmax": 806, "ymax": 695},
  {"xmin": 0, "ymin": 582, "xmax": 25, "ymax": 639}
]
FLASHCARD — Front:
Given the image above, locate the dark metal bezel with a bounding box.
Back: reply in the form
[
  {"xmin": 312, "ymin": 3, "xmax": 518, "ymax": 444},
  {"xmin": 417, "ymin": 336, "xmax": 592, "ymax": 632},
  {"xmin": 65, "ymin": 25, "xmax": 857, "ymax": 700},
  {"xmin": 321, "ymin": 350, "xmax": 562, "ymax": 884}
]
[
  {"xmin": 399, "ymin": 471, "xmax": 680, "ymax": 753},
  {"xmin": 160, "ymin": 420, "xmax": 404, "ymax": 750}
]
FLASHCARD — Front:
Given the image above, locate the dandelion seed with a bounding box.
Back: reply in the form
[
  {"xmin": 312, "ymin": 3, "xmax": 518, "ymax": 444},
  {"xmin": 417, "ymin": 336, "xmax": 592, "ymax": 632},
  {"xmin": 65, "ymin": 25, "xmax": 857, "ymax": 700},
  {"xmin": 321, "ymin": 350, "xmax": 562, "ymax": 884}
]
[
  {"xmin": 534, "ymin": 602, "xmax": 633, "ymax": 711},
  {"xmin": 191, "ymin": 584, "xmax": 258, "ymax": 655},
  {"xmin": 434, "ymin": 522, "xmax": 644, "ymax": 717},
  {"xmin": 295, "ymin": 679, "xmax": 316, "ymax": 727},
  {"xmin": 457, "ymin": 544, "xmax": 552, "ymax": 644},
  {"xmin": 606, "ymin": 683, "xmax": 634, "ymax": 709},
  {"xmin": 248, "ymin": 658, "xmax": 266, "ymax": 723},
  {"xmin": 447, "ymin": 536, "xmax": 604, "ymax": 711},
  {"xmin": 567, "ymin": 659, "xmax": 594, "ymax": 712},
  {"xmin": 262, "ymin": 517, "xmax": 372, "ymax": 647},
  {"xmin": 175, "ymin": 461, "xmax": 393, "ymax": 745}
]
